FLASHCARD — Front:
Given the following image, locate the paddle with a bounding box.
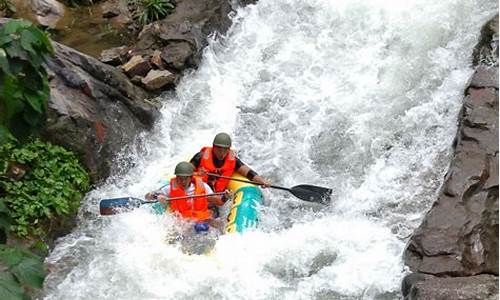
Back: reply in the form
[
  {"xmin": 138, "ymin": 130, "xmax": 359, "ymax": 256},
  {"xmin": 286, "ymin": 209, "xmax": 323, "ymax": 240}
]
[
  {"xmin": 99, "ymin": 192, "xmax": 225, "ymax": 215},
  {"xmin": 207, "ymin": 173, "xmax": 332, "ymax": 204}
]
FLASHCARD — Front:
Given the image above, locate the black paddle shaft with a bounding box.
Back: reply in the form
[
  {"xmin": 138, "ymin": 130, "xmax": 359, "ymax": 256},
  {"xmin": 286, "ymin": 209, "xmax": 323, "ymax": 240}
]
[{"xmin": 207, "ymin": 173, "xmax": 332, "ymax": 204}]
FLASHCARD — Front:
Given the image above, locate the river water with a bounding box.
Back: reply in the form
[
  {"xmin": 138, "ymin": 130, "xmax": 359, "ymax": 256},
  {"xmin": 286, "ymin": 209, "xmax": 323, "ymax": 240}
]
[{"xmin": 41, "ymin": 0, "xmax": 498, "ymax": 299}]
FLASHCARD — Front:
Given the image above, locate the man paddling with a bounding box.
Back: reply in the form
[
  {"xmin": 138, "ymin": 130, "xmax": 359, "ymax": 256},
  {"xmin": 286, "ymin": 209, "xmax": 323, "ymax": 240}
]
[
  {"xmin": 190, "ymin": 132, "xmax": 271, "ymax": 191},
  {"xmin": 189, "ymin": 132, "xmax": 271, "ymax": 217},
  {"xmin": 145, "ymin": 161, "xmax": 231, "ymax": 231}
]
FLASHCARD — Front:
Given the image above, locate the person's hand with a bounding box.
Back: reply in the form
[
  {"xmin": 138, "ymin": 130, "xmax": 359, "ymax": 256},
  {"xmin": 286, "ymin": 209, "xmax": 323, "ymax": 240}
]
[
  {"xmin": 145, "ymin": 191, "xmax": 162, "ymax": 201},
  {"xmin": 253, "ymin": 175, "xmax": 271, "ymax": 188},
  {"xmin": 195, "ymin": 167, "xmax": 207, "ymax": 177},
  {"xmin": 157, "ymin": 194, "xmax": 168, "ymax": 205},
  {"xmin": 223, "ymin": 189, "xmax": 234, "ymax": 200}
]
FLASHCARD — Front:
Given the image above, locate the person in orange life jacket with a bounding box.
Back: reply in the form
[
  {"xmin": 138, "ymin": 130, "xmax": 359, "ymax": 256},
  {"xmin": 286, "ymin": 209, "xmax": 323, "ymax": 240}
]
[
  {"xmin": 190, "ymin": 132, "xmax": 271, "ymax": 194},
  {"xmin": 145, "ymin": 162, "xmax": 231, "ymax": 231}
]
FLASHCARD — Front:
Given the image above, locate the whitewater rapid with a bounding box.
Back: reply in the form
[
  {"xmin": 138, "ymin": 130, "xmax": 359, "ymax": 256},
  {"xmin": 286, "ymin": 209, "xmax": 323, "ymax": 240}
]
[{"xmin": 41, "ymin": 0, "xmax": 498, "ymax": 299}]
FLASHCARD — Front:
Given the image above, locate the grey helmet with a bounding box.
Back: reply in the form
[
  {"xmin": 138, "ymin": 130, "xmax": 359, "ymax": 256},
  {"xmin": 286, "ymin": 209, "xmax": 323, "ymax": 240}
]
[
  {"xmin": 213, "ymin": 132, "xmax": 232, "ymax": 148},
  {"xmin": 174, "ymin": 162, "xmax": 194, "ymax": 176}
]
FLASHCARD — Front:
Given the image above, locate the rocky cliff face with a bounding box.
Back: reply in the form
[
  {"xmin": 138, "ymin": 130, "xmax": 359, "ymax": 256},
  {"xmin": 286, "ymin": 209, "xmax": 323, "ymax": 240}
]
[
  {"xmin": 41, "ymin": 42, "xmax": 160, "ymax": 183},
  {"xmin": 402, "ymin": 15, "xmax": 499, "ymax": 300}
]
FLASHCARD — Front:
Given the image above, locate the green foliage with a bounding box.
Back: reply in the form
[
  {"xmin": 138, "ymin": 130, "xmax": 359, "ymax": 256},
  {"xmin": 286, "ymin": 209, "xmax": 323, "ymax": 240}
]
[
  {"xmin": 131, "ymin": 0, "xmax": 175, "ymax": 25},
  {"xmin": 0, "ymin": 245, "xmax": 45, "ymax": 300},
  {"xmin": 0, "ymin": 20, "xmax": 54, "ymax": 144},
  {"xmin": 0, "ymin": 139, "xmax": 89, "ymax": 238}
]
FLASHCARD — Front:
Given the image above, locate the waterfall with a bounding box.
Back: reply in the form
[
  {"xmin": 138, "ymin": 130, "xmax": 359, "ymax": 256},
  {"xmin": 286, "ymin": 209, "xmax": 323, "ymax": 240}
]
[{"xmin": 42, "ymin": 0, "xmax": 498, "ymax": 299}]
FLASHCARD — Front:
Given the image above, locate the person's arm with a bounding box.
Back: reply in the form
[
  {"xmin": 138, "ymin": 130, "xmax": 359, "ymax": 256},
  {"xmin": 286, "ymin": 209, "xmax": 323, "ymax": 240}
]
[
  {"xmin": 191, "ymin": 152, "xmax": 209, "ymax": 176},
  {"xmin": 204, "ymin": 182, "xmax": 231, "ymax": 206},
  {"xmin": 236, "ymin": 163, "xmax": 271, "ymax": 187},
  {"xmin": 190, "ymin": 152, "xmax": 202, "ymax": 169},
  {"xmin": 204, "ymin": 183, "xmax": 223, "ymax": 206},
  {"xmin": 144, "ymin": 183, "xmax": 170, "ymax": 202}
]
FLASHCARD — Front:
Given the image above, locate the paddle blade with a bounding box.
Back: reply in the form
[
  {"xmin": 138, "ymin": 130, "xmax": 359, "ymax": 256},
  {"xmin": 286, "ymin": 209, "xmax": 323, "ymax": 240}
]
[
  {"xmin": 290, "ymin": 185, "xmax": 332, "ymax": 204},
  {"xmin": 99, "ymin": 197, "xmax": 143, "ymax": 215}
]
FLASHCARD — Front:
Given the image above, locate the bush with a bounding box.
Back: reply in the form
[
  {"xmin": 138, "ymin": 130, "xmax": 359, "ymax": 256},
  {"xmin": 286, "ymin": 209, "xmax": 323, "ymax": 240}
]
[
  {"xmin": 0, "ymin": 20, "xmax": 54, "ymax": 144},
  {"xmin": 0, "ymin": 139, "xmax": 89, "ymax": 238},
  {"xmin": 131, "ymin": 0, "xmax": 175, "ymax": 25}
]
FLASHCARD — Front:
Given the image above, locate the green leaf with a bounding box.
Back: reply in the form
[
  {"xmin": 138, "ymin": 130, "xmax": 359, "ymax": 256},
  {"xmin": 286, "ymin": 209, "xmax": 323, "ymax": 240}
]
[
  {"xmin": 0, "ymin": 200, "xmax": 8, "ymax": 214},
  {"xmin": 28, "ymin": 27, "xmax": 54, "ymax": 55},
  {"xmin": 2, "ymin": 20, "xmax": 30, "ymax": 35},
  {"xmin": 2, "ymin": 75, "xmax": 24, "ymax": 119},
  {"xmin": 0, "ymin": 271, "xmax": 23, "ymax": 300},
  {"xmin": 0, "ymin": 245, "xmax": 23, "ymax": 267},
  {"xmin": 20, "ymin": 30, "xmax": 37, "ymax": 55},
  {"xmin": 23, "ymin": 70, "xmax": 45, "ymax": 93},
  {"xmin": 4, "ymin": 41, "xmax": 22, "ymax": 58},
  {"xmin": 6, "ymin": 58, "xmax": 26, "ymax": 75},
  {"xmin": 0, "ymin": 33, "xmax": 13, "ymax": 45},
  {"xmin": 0, "ymin": 126, "xmax": 17, "ymax": 144},
  {"xmin": 11, "ymin": 257, "xmax": 45, "ymax": 288},
  {"xmin": 0, "ymin": 49, "xmax": 10, "ymax": 74},
  {"xmin": 23, "ymin": 91, "xmax": 43, "ymax": 113}
]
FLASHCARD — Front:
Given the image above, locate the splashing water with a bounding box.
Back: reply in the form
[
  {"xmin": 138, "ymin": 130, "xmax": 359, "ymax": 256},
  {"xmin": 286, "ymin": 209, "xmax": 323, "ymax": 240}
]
[{"xmin": 41, "ymin": 0, "xmax": 498, "ymax": 299}]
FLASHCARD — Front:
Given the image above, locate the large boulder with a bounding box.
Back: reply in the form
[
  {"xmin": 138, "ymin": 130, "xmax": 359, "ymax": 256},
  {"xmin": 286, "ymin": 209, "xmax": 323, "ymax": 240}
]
[
  {"xmin": 31, "ymin": 0, "xmax": 66, "ymax": 28},
  {"xmin": 9, "ymin": 0, "xmax": 67, "ymax": 29},
  {"xmin": 41, "ymin": 42, "xmax": 160, "ymax": 183},
  {"xmin": 402, "ymin": 273, "xmax": 498, "ymax": 300},
  {"xmin": 404, "ymin": 67, "xmax": 498, "ymax": 276},
  {"xmin": 402, "ymin": 15, "xmax": 499, "ymax": 298}
]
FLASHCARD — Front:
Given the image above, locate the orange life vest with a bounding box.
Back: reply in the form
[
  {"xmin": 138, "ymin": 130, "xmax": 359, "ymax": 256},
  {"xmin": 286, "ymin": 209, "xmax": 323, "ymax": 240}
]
[
  {"xmin": 169, "ymin": 176, "xmax": 211, "ymax": 221},
  {"xmin": 197, "ymin": 147, "xmax": 237, "ymax": 192}
]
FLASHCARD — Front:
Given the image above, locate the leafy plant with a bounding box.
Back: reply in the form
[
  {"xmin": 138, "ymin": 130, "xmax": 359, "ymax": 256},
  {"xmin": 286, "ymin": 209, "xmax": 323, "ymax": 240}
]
[
  {"xmin": 131, "ymin": 0, "xmax": 175, "ymax": 25},
  {"xmin": 0, "ymin": 244, "xmax": 45, "ymax": 300},
  {"xmin": 0, "ymin": 20, "xmax": 54, "ymax": 144},
  {"xmin": 0, "ymin": 140, "xmax": 89, "ymax": 238}
]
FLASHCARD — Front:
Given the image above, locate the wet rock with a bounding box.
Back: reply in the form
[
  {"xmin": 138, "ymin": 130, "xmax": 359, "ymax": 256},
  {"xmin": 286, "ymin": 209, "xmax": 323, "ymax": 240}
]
[
  {"xmin": 238, "ymin": 0, "xmax": 258, "ymax": 5},
  {"xmin": 150, "ymin": 50, "xmax": 165, "ymax": 69},
  {"xmin": 99, "ymin": 45, "xmax": 127, "ymax": 66},
  {"xmin": 472, "ymin": 15, "xmax": 498, "ymax": 67},
  {"xmin": 307, "ymin": 250, "xmax": 337, "ymax": 276},
  {"xmin": 141, "ymin": 69, "xmax": 176, "ymax": 91},
  {"xmin": 130, "ymin": 75, "xmax": 143, "ymax": 85},
  {"xmin": 122, "ymin": 55, "xmax": 152, "ymax": 77},
  {"xmin": 470, "ymin": 66, "xmax": 499, "ymax": 88},
  {"xmin": 99, "ymin": 0, "xmax": 131, "ymax": 26},
  {"xmin": 160, "ymin": 41, "xmax": 194, "ymax": 70},
  {"xmin": 403, "ymin": 274, "xmax": 498, "ymax": 300},
  {"xmin": 31, "ymin": 0, "xmax": 66, "ymax": 29},
  {"xmin": 42, "ymin": 42, "xmax": 160, "ymax": 183}
]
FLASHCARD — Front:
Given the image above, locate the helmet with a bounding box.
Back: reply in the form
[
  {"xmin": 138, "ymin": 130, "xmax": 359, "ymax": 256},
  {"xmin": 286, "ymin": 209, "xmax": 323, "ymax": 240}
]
[
  {"xmin": 213, "ymin": 132, "xmax": 232, "ymax": 148},
  {"xmin": 174, "ymin": 162, "xmax": 194, "ymax": 176}
]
